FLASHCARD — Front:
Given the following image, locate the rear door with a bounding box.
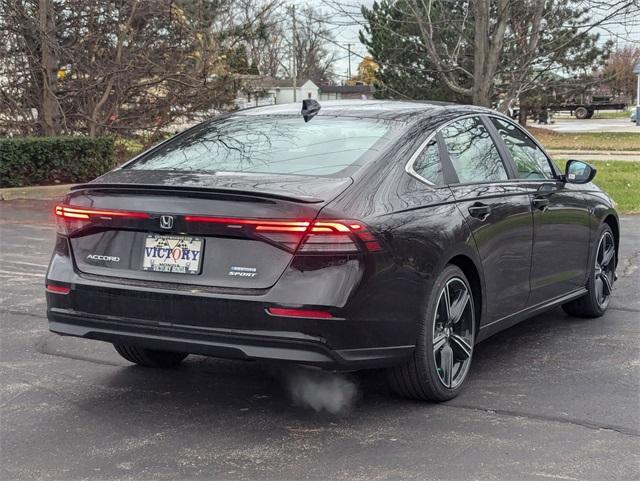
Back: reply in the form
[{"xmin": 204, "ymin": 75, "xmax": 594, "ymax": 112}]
[
  {"xmin": 488, "ymin": 117, "xmax": 591, "ymax": 305},
  {"xmin": 443, "ymin": 116, "xmax": 534, "ymax": 324}
]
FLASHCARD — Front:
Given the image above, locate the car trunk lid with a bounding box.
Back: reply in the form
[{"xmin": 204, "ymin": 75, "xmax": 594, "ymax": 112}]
[{"xmin": 61, "ymin": 171, "xmax": 352, "ymax": 290}]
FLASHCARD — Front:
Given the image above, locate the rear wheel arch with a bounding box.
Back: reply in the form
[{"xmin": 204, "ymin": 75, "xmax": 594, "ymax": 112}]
[
  {"xmin": 603, "ymin": 214, "xmax": 619, "ymax": 265},
  {"xmin": 447, "ymin": 254, "xmax": 483, "ymax": 332}
]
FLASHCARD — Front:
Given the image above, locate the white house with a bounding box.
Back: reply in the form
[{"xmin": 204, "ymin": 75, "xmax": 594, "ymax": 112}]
[
  {"xmin": 232, "ymin": 78, "xmax": 377, "ymax": 110},
  {"xmin": 318, "ymin": 83, "xmax": 375, "ymax": 101},
  {"xmin": 268, "ymin": 79, "xmax": 319, "ymax": 104}
]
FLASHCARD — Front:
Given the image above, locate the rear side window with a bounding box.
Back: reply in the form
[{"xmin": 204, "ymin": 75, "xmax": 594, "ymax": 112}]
[
  {"xmin": 491, "ymin": 118, "xmax": 554, "ymax": 179},
  {"xmin": 440, "ymin": 117, "xmax": 508, "ymax": 183},
  {"xmin": 128, "ymin": 116, "xmax": 393, "ymax": 176},
  {"xmin": 412, "ymin": 140, "xmax": 443, "ymax": 185}
]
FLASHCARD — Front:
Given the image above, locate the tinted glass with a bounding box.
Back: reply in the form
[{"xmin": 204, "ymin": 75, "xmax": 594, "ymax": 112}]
[
  {"xmin": 413, "ymin": 140, "xmax": 443, "ymax": 185},
  {"xmin": 441, "ymin": 117, "xmax": 508, "ymax": 183},
  {"xmin": 491, "ymin": 117, "xmax": 553, "ymax": 179},
  {"xmin": 128, "ymin": 116, "xmax": 392, "ymax": 176}
]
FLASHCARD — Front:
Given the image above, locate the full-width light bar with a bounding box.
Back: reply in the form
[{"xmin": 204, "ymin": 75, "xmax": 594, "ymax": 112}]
[{"xmin": 184, "ymin": 216, "xmax": 311, "ymax": 233}]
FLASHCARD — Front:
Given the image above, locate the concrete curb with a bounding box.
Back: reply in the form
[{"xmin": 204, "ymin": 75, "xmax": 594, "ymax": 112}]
[
  {"xmin": 548, "ymin": 149, "xmax": 640, "ymax": 156},
  {"xmin": 548, "ymin": 150, "xmax": 640, "ymax": 162},
  {"xmin": 0, "ymin": 184, "xmax": 74, "ymax": 201}
]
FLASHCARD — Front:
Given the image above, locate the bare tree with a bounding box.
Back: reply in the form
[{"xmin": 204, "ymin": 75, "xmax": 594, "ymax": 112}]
[
  {"xmin": 0, "ymin": 0, "xmax": 281, "ymax": 136},
  {"xmin": 334, "ymin": 0, "xmax": 638, "ymax": 112},
  {"xmin": 602, "ymin": 44, "xmax": 640, "ymax": 101}
]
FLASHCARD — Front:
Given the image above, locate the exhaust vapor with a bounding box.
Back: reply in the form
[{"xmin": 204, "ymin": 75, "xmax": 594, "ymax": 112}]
[{"xmin": 284, "ymin": 367, "xmax": 359, "ymax": 414}]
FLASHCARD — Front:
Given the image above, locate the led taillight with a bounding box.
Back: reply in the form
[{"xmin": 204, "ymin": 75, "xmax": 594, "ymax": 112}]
[
  {"xmin": 55, "ymin": 205, "xmax": 150, "ymax": 219},
  {"xmin": 184, "ymin": 216, "xmax": 383, "ymax": 254},
  {"xmin": 298, "ymin": 220, "xmax": 382, "ymax": 254},
  {"xmin": 55, "ymin": 205, "xmax": 150, "ymax": 235}
]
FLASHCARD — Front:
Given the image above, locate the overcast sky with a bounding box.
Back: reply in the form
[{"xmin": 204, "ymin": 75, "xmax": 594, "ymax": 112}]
[{"xmin": 298, "ymin": 0, "xmax": 640, "ymax": 83}]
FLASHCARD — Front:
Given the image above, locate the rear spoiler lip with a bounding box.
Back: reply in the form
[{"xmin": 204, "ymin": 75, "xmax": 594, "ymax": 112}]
[{"xmin": 68, "ymin": 183, "xmax": 325, "ymax": 204}]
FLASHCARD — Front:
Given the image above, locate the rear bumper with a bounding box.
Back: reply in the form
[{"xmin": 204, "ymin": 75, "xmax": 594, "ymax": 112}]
[
  {"xmin": 48, "ymin": 308, "xmax": 414, "ymax": 370},
  {"xmin": 46, "ymin": 235, "xmax": 419, "ymax": 370}
]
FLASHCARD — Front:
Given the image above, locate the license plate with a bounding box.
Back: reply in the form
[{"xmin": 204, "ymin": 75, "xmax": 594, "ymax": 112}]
[{"xmin": 142, "ymin": 235, "xmax": 203, "ymax": 275}]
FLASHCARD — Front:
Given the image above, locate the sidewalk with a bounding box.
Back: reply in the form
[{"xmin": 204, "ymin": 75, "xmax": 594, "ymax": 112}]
[
  {"xmin": 0, "ymin": 184, "xmax": 74, "ymax": 201},
  {"xmin": 547, "ymin": 150, "xmax": 640, "ymax": 162}
]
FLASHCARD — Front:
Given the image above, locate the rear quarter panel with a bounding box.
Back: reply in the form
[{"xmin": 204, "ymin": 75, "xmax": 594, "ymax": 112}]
[{"xmin": 324, "ymin": 124, "xmax": 485, "ymax": 339}]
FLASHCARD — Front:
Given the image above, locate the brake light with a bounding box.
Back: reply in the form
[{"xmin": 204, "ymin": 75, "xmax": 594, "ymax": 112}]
[
  {"xmin": 55, "ymin": 204, "xmax": 150, "ymax": 235},
  {"xmin": 184, "ymin": 216, "xmax": 382, "ymax": 254},
  {"xmin": 266, "ymin": 307, "xmax": 334, "ymax": 319}
]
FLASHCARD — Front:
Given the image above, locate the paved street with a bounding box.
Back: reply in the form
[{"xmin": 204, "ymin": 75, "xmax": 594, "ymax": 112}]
[
  {"xmin": 1, "ymin": 199, "xmax": 639, "ymax": 481},
  {"xmin": 534, "ymin": 117, "xmax": 640, "ymax": 133}
]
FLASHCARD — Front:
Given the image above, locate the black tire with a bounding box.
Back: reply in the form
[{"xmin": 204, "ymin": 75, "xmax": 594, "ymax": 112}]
[
  {"xmin": 586, "ymin": 110, "xmax": 594, "ymax": 119},
  {"xmin": 562, "ymin": 224, "xmax": 616, "ymax": 318},
  {"xmin": 114, "ymin": 344, "xmax": 188, "ymax": 368},
  {"xmin": 387, "ymin": 265, "xmax": 476, "ymax": 402},
  {"xmin": 575, "ymin": 106, "xmax": 589, "ymax": 119}
]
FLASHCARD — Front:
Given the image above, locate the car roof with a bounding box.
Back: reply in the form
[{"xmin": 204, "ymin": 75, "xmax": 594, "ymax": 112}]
[{"xmin": 235, "ymin": 99, "xmax": 496, "ymax": 123}]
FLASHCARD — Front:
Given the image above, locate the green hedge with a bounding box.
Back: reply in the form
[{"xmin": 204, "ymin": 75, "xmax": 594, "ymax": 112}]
[{"xmin": 0, "ymin": 136, "xmax": 116, "ymax": 188}]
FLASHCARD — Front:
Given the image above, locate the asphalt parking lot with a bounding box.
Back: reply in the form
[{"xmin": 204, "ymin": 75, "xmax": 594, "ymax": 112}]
[{"xmin": 1, "ymin": 199, "xmax": 639, "ymax": 481}]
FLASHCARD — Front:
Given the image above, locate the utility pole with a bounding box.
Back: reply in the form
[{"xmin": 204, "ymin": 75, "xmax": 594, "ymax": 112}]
[
  {"xmin": 347, "ymin": 43, "xmax": 352, "ymax": 82},
  {"xmin": 634, "ymin": 60, "xmax": 640, "ymax": 126},
  {"xmin": 39, "ymin": 0, "xmax": 58, "ymax": 135},
  {"xmin": 291, "ymin": 5, "xmax": 297, "ymax": 102}
]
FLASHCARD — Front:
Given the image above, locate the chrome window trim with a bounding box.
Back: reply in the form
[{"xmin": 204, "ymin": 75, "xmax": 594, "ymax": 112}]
[
  {"xmin": 404, "ymin": 130, "xmax": 440, "ymax": 187},
  {"xmin": 405, "ymin": 111, "xmax": 560, "ymax": 187},
  {"xmin": 485, "ymin": 114, "xmax": 561, "ymax": 179},
  {"xmin": 405, "ymin": 112, "xmax": 501, "ymax": 187}
]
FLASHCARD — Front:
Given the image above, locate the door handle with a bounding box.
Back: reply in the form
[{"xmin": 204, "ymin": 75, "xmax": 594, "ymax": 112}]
[
  {"xmin": 532, "ymin": 196, "xmax": 550, "ymax": 211},
  {"xmin": 468, "ymin": 203, "xmax": 492, "ymax": 220}
]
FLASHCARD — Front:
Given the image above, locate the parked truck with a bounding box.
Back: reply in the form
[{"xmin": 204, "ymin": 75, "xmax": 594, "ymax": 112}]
[{"xmin": 546, "ymin": 96, "xmax": 627, "ymax": 119}]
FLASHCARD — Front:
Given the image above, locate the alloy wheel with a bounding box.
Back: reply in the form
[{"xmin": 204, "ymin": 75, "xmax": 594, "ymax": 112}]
[
  {"xmin": 594, "ymin": 231, "xmax": 615, "ymax": 309},
  {"xmin": 432, "ymin": 277, "xmax": 475, "ymax": 389}
]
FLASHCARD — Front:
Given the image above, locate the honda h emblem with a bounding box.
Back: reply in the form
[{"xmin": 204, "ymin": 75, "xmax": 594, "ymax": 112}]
[{"xmin": 159, "ymin": 215, "xmax": 174, "ymax": 230}]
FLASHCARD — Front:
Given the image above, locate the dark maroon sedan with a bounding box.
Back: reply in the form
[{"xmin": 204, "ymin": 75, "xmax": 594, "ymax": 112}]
[{"xmin": 46, "ymin": 100, "xmax": 618, "ymax": 401}]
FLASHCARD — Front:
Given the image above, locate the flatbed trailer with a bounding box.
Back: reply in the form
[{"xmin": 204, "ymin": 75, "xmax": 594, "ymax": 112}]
[{"xmin": 546, "ymin": 102, "xmax": 627, "ymax": 119}]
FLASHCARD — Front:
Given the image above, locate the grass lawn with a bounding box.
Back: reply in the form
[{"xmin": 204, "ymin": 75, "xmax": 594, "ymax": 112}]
[
  {"xmin": 555, "ymin": 160, "xmax": 640, "ymax": 214},
  {"xmin": 591, "ymin": 110, "xmax": 634, "ymax": 120},
  {"xmin": 529, "ymin": 128, "xmax": 640, "ymax": 151}
]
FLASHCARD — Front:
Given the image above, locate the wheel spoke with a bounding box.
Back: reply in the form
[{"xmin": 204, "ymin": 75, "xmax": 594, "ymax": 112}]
[
  {"xmin": 449, "ymin": 288, "xmax": 470, "ymax": 324},
  {"xmin": 601, "ymin": 272, "xmax": 613, "ymax": 296},
  {"xmin": 440, "ymin": 343, "xmax": 453, "ymax": 388},
  {"xmin": 595, "ymin": 276, "xmax": 604, "ymax": 303},
  {"xmin": 450, "ymin": 334, "xmax": 472, "ymax": 360},
  {"xmin": 443, "ymin": 284, "xmax": 451, "ymax": 319},
  {"xmin": 601, "ymin": 245, "xmax": 615, "ymax": 268},
  {"xmin": 433, "ymin": 334, "xmax": 447, "ymax": 353}
]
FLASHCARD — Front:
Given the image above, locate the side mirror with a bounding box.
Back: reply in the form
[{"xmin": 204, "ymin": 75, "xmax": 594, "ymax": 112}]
[{"xmin": 564, "ymin": 159, "xmax": 596, "ymax": 184}]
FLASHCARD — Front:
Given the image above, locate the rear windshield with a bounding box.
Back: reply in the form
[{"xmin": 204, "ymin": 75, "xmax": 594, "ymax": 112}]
[{"xmin": 127, "ymin": 116, "xmax": 394, "ymax": 176}]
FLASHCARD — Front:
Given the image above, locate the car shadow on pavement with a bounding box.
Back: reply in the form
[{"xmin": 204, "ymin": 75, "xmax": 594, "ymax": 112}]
[{"xmin": 56, "ymin": 305, "xmax": 604, "ymax": 427}]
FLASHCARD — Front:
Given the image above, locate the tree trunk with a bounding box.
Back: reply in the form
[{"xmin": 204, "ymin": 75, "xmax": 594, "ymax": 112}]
[
  {"xmin": 471, "ymin": 0, "xmax": 509, "ymax": 107},
  {"xmin": 518, "ymin": 105, "xmax": 529, "ymax": 126},
  {"xmin": 38, "ymin": 0, "xmax": 59, "ymax": 136},
  {"xmin": 472, "ymin": 0, "xmax": 490, "ymax": 107}
]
